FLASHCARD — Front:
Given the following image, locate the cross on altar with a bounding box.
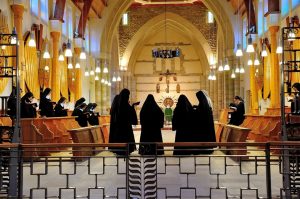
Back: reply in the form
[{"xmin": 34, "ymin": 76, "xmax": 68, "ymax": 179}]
[{"xmin": 159, "ymin": 69, "xmax": 177, "ymax": 93}]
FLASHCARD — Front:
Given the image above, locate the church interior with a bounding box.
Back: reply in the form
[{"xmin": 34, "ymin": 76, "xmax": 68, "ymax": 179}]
[{"xmin": 1, "ymin": 0, "xmax": 300, "ymax": 198}]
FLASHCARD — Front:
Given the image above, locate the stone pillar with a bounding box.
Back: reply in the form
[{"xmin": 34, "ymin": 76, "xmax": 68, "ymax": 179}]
[
  {"xmin": 74, "ymin": 47, "xmax": 82, "ymax": 101},
  {"xmin": 11, "ymin": 4, "xmax": 25, "ymax": 91},
  {"xmin": 269, "ymin": 26, "xmax": 280, "ymax": 108},
  {"xmin": 50, "ymin": 31, "xmax": 61, "ymax": 102}
]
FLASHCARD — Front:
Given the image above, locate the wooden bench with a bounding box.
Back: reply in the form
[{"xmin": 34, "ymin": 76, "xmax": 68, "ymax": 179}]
[
  {"xmin": 219, "ymin": 124, "xmax": 251, "ymax": 156},
  {"xmin": 68, "ymin": 125, "xmax": 105, "ymax": 157},
  {"xmin": 242, "ymin": 114, "xmax": 281, "ymax": 142}
]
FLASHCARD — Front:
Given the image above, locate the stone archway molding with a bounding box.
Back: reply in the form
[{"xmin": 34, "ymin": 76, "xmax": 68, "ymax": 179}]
[{"xmin": 122, "ymin": 12, "xmax": 212, "ymax": 73}]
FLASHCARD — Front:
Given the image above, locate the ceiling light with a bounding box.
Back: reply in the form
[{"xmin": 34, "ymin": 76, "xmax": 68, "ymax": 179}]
[
  {"xmin": 65, "ymin": 40, "xmax": 73, "ymax": 57},
  {"xmin": 28, "ymin": 32, "xmax": 36, "ymax": 47},
  {"xmin": 236, "ymin": 43, "xmax": 243, "ymax": 57},
  {"xmin": 246, "ymin": 36, "xmax": 254, "ymax": 53}
]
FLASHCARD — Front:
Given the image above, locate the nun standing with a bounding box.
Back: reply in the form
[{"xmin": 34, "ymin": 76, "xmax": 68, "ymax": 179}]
[
  {"xmin": 39, "ymin": 88, "xmax": 55, "ymax": 117},
  {"xmin": 172, "ymin": 94, "xmax": 194, "ymax": 155},
  {"xmin": 192, "ymin": 90, "xmax": 216, "ymax": 154},
  {"xmin": 139, "ymin": 94, "xmax": 164, "ymax": 155},
  {"xmin": 109, "ymin": 89, "xmax": 138, "ymax": 155}
]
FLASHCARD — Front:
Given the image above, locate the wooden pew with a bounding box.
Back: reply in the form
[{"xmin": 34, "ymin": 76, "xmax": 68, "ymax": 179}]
[
  {"xmin": 242, "ymin": 115, "xmax": 281, "ymax": 142},
  {"xmin": 219, "ymin": 124, "xmax": 251, "ymax": 156},
  {"xmin": 68, "ymin": 125, "xmax": 105, "ymax": 158}
]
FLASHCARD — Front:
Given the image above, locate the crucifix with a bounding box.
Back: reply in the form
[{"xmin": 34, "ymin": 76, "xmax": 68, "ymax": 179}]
[{"xmin": 158, "ymin": 69, "xmax": 177, "ymax": 93}]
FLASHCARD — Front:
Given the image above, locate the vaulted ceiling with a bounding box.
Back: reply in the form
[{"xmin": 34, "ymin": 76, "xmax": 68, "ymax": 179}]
[{"xmin": 72, "ymin": 0, "xmax": 107, "ymax": 18}]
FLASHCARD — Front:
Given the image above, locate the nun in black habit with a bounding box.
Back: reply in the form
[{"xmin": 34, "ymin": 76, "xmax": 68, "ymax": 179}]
[
  {"xmin": 85, "ymin": 103, "xmax": 100, "ymax": 126},
  {"xmin": 172, "ymin": 94, "xmax": 194, "ymax": 155},
  {"xmin": 39, "ymin": 88, "xmax": 55, "ymax": 117},
  {"xmin": 139, "ymin": 94, "xmax": 164, "ymax": 155},
  {"xmin": 54, "ymin": 97, "xmax": 68, "ymax": 117},
  {"xmin": 21, "ymin": 92, "xmax": 37, "ymax": 118},
  {"xmin": 192, "ymin": 90, "xmax": 216, "ymax": 154},
  {"xmin": 109, "ymin": 89, "xmax": 138, "ymax": 155},
  {"xmin": 72, "ymin": 103, "xmax": 88, "ymax": 127}
]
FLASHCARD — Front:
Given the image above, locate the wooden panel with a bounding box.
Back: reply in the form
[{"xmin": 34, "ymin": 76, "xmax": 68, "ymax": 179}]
[{"xmin": 68, "ymin": 125, "xmax": 105, "ymax": 157}]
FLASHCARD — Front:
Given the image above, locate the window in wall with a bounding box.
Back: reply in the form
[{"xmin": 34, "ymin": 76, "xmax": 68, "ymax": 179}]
[
  {"xmin": 281, "ymin": 0, "xmax": 289, "ymax": 16},
  {"xmin": 40, "ymin": 0, "xmax": 48, "ymax": 22},
  {"xmin": 243, "ymin": 17, "xmax": 247, "ymax": 50},
  {"xmin": 85, "ymin": 22, "xmax": 90, "ymax": 53},
  {"xmin": 67, "ymin": 8, "xmax": 73, "ymax": 39},
  {"xmin": 257, "ymin": 0, "xmax": 264, "ymax": 36},
  {"xmin": 62, "ymin": 9, "xmax": 67, "ymax": 36},
  {"xmin": 207, "ymin": 11, "xmax": 214, "ymax": 24},
  {"xmin": 292, "ymin": 0, "xmax": 300, "ymax": 8},
  {"xmin": 31, "ymin": 0, "xmax": 39, "ymax": 17},
  {"xmin": 122, "ymin": 13, "xmax": 129, "ymax": 26}
]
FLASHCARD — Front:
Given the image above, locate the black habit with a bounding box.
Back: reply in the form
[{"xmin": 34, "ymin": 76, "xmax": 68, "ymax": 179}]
[
  {"xmin": 21, "ymin": 92, "xmax": 37, "ymax": 118},
  {"xmin": 139, "ymin": 94, "xmax": 164, "ymax": 155},
  {"xmin": 172, "ymin": 95, "xmax": 194, "ymax": 155},
  {"xmin": 192, "ymin": 90, "xmax": 216, "ymax": 154},
  {"xmin": 72, "ymin": 103, "xmax": 88, "ymax": 127},
  {"xmin": 39, "ymin": 88, "xmax": 55, "ymax": 117},
  {"xmin": 54, "ymin": 97, "xmax": 68, "ymax": 117},
  {"xmin": 229, "ymin": 101, "xmax": 245, "ymax": 126},
  {"xmin": 109, "ymin": 89, "xmax": 138, "ymax": 155}
]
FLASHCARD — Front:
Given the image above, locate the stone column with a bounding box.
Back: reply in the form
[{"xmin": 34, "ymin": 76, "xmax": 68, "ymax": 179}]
[
  {"xmin": 11, "ymin": 4, "xmax": 24, "ymax": 91},
  {"xmin": 50, "ymin": 31, "xmax": 61, "ymax": 102},
  {"xmin": 74, "ymin": 47, "xmax": 82, "ymax": 101},
  {"xmin": 269, "ymin": 26, "xmax": 280, "ymax": 108}
]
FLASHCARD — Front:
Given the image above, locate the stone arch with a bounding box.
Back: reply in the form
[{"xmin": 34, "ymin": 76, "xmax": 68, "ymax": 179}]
[
  {"xmin": 121, "ymin": 12, "xmax": 212, "ymax": 74},
  {"xmin": 103, "ymin": 0, "xmax": 236, "ymax": 65}
]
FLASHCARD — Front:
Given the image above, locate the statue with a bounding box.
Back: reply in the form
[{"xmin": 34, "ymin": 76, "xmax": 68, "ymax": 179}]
[{"xmin": 156, "ymin": 83, "xmax": 160, "ymax": 93}]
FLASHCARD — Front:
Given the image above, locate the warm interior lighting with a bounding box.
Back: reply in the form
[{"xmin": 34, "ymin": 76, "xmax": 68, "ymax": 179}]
[
  {"xmin": 117, "ymin": 75, "xmax": 121, "ymax": 81},
  {"xmin": 276, "ymin": 45, "xmax": 283, "ymax": 54},
  {"xmin": 67, "ymin": 63, "xmax": 73, "ymax": 69},
  {"xmin": 11, "ymin": 27, "xmax": 17, "ymax": 44},
  {"xmin": 101, "ymin": 78, "xmax": 105, "ymax": 83},
  {"xmin": 218, "ymin": 61, "xmax": 224, "ymax": 71},
  {"xmin": 103, "ymin": 65, "xmax": 108, "ymax": 73},
  {"xmin": 75, "ymin": 62, "xmax": 80, "ymax": 69},
  {"xmin": 236, "ymin": 43, "xmax": 243, "ymax": 57},
  {"xmin": 288, "ymin": 31, "xmax": 296, "ymax": 41},
  {"xmin": 44, "ymin": 65, "xmax": 49, "ymax": 71},
  {"xmin": 43, "ymin": 43, "xmax": 50, "ymax": 59},
  {"xmin": 246, "ymin": 36, "xmax": 254, "ymax": 53},
  {"xmin": 58, "ymin": 50, "xmax": 64, "ymax": 61},
  {"xmin": 231, "ymin": 71, "xmax": 236, "ymax": 79},
  {"xmin": 239, "ymin": 67, "xmax": 245, "ymax": 73},
  {"xmin": 223, "ymin": 58, "xmax": 230, "ymax": 71},
  {"xmin": 95, "ymin": 75, "xmax": 99, "ymax": 81},
  {"xmin": 248, "ymin": 58, "xmax": 253, "ymax": 66},
  {"xmin": 261, "ymin": 44, "xmax": 268, "ymax": 57},
  {"xmin": 95, "ymin": 66, "xmax": 101, "ymax": 73},
  {"xmin": 112, "ymin": 76, "xmax": 117, "ymax": 82},
  {"xmin": 28, "ymin": 32, "xmax": 36, "ymax": 47},
  {"xmin": 84, "ymin": 69, "xmax": 89, "ymax": 77},
  {"xmin": 235, "ymin": 67, "xmax": 240, "ymax": 73},
  {"xmin": 79, "ymin": 47, "xmax": 86, "ymax": 60},
  {"xmin": 65, "ymin": 40, "xmax": 73, "ymax": 57},
  {"xmin": 108, "ymin": 82, "xmax": 111, "ymax": 86},
  {"xmin": 1, "ymin": 45, "xmax": 6, "ymax": 50},
  {"xmin": 254, "ymin": 58, "xmax": 260, "ymax": 66},
  {"xmin": 90, "ymin": 70, "xmax": 95, "ymax": 76}
]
